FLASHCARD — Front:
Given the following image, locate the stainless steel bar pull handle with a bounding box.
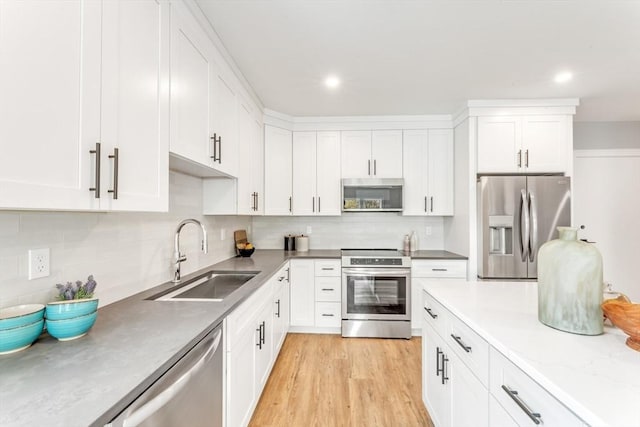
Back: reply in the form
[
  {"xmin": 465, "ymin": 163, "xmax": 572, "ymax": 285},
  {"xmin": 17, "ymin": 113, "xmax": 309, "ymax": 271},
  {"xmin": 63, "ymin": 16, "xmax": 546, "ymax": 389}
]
[
  {"xmin": 289, "ymin": 196, "xmax": 292, "ymax": 212},
  {"xmin": 108, "ymin": 147, "xmax": 119, "ymax": 200},
  {"xmin": 501, "ymin": 385, "xmax": 542, "ymax": 425},
  {"xmin": 528, "ymin": 191, "xmax": 538, "ymax": 263},
  {"xmin": 430, "ymin": 196, "xmax": 434, "ymax": 213},
  {"xmin": 451, "ymin": 334, "xmax": 472, "ymax": 353},
  {"xmin": 373, "ymin": 159, "xmax": 377, "ymax": 175},
  {"xmin": 424, "ymin": 307, "xmax": 438, "ymax": 319},
  {"xmin": 260, "ymin": 321, "xmax": 265, "ymax": 345},
  {"xmin": 517, "ymin": 149, "xmax": 522, "ymax": 168},
  {"xmin": 217, "ymin": 135, "xmax": 222, "ymax": 164},
  {"xmin": 286, "ymin": 267, "xmax": 290, "ymax": 282},
  {"xmin": 436, "ymin": 347, "xmax": 442, "ymax": 377},
  {"xmin": 256, "ymin": 325, "xmax": 262, "ymax": 349},
  {"xmin": 431, "ymin": 268, "xmax": 448, "ymax": 272},
  {"xmin": 89, "ymin": 142, "xmax": 101, "ymax": 198},
  {"xmin": 368, "ymin": 159, "xmax": 371, "ymax": 175},
  {"xmin": 441, "ymin": 354, "xmax": 449, "ymax": 384},
  {"xmin": 312, "ymin": 197, "xmax": 315, "ymax": 213},
  {"xmin": 318, "ymin": 197, "xmax": 321, "ymax": 213},
  {"xmin": 424, "ymin": 196, "xmax": 427, "ymax": 212},
  {"xmin": 321, "ymin": 313, "xmax": 334, "ymax": 317},
  {"xmin": 525, "ymin": 149, "xmax": 529, "ymax": 167},
  {"xmin": 275, "ymin": 299, "xmax": 281, "ymax": 318},
  {"xmin": 210, "ymin": 134, "xmax": 217, "ymax": 161},
  {"xmin": 321, "ymin": 288, "xmax": 335, "ymax": 291}
]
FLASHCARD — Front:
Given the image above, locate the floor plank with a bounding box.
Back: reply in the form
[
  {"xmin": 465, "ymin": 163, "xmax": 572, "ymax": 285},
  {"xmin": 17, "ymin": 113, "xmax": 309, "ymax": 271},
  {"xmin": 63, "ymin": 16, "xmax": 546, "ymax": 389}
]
[{"xmin": 248, "ymin": 333, "xmax": 434, "ymax": 427}]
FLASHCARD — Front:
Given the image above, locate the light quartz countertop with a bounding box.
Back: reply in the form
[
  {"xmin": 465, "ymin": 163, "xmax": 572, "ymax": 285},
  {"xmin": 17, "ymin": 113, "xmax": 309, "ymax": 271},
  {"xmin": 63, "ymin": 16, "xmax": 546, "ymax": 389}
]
[
  {"xmin": 0, "ymin": 248, "xmax": 466, "ymax": 426},
  {"xmin": 423, "ymin": 280, "xmax": 640, "ymax": 427}
]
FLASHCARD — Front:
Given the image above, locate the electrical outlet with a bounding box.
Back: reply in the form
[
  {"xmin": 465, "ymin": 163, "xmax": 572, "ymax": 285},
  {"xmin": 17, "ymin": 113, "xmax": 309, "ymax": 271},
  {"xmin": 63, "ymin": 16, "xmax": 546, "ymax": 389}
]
[
  {"xmin": 425, "ymin": 226, "xmax": 433, "ymax": 236},
  {"xmin": 306, "ymin": 226, "xmax": 312, "ymax": 235},
  {"xmin": 28, "ymin": 248, "xmax": 50, "ymax": 280},
  {"xmin": 220, "ymin": 228, "xmax": 226, "ymax": 241}
]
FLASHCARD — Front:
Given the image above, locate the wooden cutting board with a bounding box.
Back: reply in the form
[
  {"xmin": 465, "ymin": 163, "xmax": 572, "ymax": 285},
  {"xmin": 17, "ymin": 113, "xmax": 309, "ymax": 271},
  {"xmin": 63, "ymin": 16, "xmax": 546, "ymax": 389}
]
[{"xmin": 234, "ymin": 229, "xmax": 247, "ymax": 255}]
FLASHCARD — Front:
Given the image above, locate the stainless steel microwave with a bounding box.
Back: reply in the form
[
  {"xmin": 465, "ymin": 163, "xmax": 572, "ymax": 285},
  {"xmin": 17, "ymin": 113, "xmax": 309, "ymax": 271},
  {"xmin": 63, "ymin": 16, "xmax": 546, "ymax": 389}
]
[{"xmin": 342, "ymin": 178, "xmax": 403, "ymax": 212}]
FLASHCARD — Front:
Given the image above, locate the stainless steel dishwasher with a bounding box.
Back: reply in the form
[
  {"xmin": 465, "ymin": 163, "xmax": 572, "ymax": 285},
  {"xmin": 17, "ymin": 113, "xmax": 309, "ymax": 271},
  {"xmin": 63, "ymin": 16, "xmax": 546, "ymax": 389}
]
[{"xmin": 106, "ymin": 323, "xmax": 223, "ymax": 427}]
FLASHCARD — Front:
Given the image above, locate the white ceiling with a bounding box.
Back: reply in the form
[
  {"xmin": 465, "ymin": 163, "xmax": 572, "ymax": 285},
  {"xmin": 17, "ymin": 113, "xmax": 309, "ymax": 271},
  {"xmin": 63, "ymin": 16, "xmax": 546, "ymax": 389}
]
[{"xmin": 196, "ymin": 0, "xmax": 640, "ymax": 122}]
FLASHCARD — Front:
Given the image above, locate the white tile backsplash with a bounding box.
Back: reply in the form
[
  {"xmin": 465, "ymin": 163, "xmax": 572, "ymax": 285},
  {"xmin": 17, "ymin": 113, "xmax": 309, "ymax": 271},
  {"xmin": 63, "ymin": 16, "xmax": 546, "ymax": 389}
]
[
  {"xmin": 251, "ymin": 214, "xmax": 444, "ymax": 250},
  {"xmin": 0, "ymin": 172, "xmax": 250, "ymax": 309}
]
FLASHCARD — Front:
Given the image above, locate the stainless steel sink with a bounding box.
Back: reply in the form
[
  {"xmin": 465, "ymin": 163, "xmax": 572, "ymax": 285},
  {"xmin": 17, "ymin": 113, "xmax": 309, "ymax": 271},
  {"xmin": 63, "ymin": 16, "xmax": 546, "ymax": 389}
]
[{"xmin": 150, "ymin": 271, "xmax": 258, "ymax": 302}]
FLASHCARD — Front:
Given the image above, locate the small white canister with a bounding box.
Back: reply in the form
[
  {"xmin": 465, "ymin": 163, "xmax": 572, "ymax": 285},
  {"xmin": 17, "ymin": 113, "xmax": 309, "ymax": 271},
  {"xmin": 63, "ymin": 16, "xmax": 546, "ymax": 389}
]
[{"xmin": 296, "ymin": 235, "xmax": 309, "ymax": 252}]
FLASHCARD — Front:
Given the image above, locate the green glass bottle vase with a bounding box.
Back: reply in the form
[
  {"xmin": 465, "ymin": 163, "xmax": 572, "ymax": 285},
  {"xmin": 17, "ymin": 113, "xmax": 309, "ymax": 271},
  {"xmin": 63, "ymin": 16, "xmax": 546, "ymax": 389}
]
[{"xmin": 538, "ymin": 226, "xmax": 604, "ymax": 335}]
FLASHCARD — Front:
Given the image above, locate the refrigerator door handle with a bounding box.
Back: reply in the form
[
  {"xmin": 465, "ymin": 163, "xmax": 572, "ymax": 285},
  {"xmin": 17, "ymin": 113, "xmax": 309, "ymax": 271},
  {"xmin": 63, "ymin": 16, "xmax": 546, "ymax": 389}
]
[
  {"xmin": 520, "ymin": 189, "xmax": 530, "ymax": 262},
  {"xmin": 528, "ymin": 191, "xmax": 538, "ymax": 262}
]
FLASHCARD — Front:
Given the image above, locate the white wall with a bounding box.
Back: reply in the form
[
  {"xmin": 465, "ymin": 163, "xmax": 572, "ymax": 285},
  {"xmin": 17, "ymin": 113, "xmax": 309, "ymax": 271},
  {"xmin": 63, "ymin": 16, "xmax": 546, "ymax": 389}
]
[
  {"xmin": 0, "ymin": 172, "xmax": 250, "ymax": 309},
  {"xmin": 574, "ymin": 121, "xmax": 640, "ymax": 149},
  {"xmin": 251, "ymin": 214, "xmax": 444, "ymax": 250}
]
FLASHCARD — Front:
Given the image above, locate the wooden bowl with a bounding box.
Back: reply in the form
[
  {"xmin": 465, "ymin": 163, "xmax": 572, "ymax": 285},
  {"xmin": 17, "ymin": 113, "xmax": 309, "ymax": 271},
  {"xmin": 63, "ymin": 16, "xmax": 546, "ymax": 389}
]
[{"xmin": 601, "ymin": 297, "xmax": 640, "ymax": 351}]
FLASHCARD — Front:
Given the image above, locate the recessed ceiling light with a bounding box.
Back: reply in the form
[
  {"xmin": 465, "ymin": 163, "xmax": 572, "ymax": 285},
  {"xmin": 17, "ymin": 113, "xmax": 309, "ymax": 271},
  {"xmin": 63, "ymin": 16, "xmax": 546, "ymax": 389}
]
[
  {"xmin": 325, "ymin": 75, "xmax": 340, "ymax": 89},
  {"xmin": 554, "ymin": 71, "xmax": 573, "ymax": 84}
]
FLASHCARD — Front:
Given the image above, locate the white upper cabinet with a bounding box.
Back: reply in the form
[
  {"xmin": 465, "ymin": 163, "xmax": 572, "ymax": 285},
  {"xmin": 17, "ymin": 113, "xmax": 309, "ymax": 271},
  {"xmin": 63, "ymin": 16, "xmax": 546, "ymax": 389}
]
[
  {"xmin": 0, "ymin": 0, "xmax": 168, "ymax": 212},
  {"xmin": 100, "ymin": 0, "xmax": 169, "ymax": 212},
  {"xmin": 477, "ymin": 115, "xmax": 569, "ymax": 174},
  {"xmin": 170, "ymin": 3, "xmax": 238, "ymax": 178},
  {"xmin": 315, "ymin": 132, "xmax": 342, "ymax": 215},
  {"xmin": 212, "ymin": 73, "xmax": 238, "ymax": 176},
  {"xmin": 372, "ymin": 130, "xmax": 403, "ymax": 178},
  {"xmin": 403, "ymin": 129, "xmax": 453, "ymax": 216},
  {"xmin": 264, "ymin": 125, "xmax": 293, "ymax": 215},
  {"xmin": 341, "ymin": 130, "xmax": 403, "ymax": 178},
  {"xmin": 235, "ymin": 101, "xmax": 263, "ymax": 215},
  {"xmin": 170, "ymin": 5, "xmax": 216, "ymax": 168},
  {"xmin": 0, "ymin": 0, "xmax": 101, "ymax": 211},
  {"xmin": 292, "ymin": 131, "xmax": 341, "ymax": 216}
]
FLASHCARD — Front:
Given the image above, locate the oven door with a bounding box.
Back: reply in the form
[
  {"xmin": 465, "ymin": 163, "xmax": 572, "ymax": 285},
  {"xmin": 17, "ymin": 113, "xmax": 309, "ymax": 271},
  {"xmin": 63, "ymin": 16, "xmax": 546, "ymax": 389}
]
[{"xmin": 342, "ymin": 268, "xmax": 411, "ymax": 321}]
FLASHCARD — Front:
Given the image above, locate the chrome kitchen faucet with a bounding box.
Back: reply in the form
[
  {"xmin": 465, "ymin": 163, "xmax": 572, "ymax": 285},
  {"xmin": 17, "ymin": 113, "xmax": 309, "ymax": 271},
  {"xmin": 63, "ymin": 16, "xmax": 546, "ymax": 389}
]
[{"xmin": 173, "ymin": 219, "xmax": 208, "ymax": 283}]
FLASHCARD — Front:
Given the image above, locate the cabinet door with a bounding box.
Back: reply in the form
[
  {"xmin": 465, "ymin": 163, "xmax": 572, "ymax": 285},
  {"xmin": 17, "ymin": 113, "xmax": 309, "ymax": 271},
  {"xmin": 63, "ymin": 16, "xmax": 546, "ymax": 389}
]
[
  {"xmin": 0, "ymin": 0, "xmax": 101, "ymax": 210},
  {"xmin": 101, "ymin": 0, "xmax": 169, "ymax": 212},
  {"xmin": 236, "ymin": 102, "xmax": 254, "ymax": 215},
  {"xmin": 402, "ymin": 130, "xmax": 428, "ymax": 216},
  {"xmin": 522, "ymin": 115, "xmax": 568, "ymax": 173},
  {"xmin": 292, "ymin": 132, "xmax": 317, "ymax": 215},
  {"xmin": 255, "ymin": 302, "xmax": 273, "ymax": 392},
  {"xmin": 264, "ymin": 125, "xmax": 292, "ymax": 215},
  {"xmin": 316, "ymin": 131, "xmax": 342, "ymax": 215},
  {"xmin": 477, "ymin": 116, "xmax": 521, "ymax": 174},
  {"xmin": 227, "ymin": 324, "xmax": 257, "ymax": 427},
  {"xmin": 450, "ymin": 350, "xmax": 489, "ymax": 427},
  {"xmin": 427, "ymin": 129, "xmax": 454, "ymax": 216},
  {"xmin": 422, "ymin": 322, "xmax": 451, "ymax": 427},
  {"xmin": 273, "ymin": 277, "xmax": 290, "ymax": 353},
  {"xmin": 213, "ymin": 73, "xmax": 238, "ymax": 176},
  {"xmin": 372, "ymin": 130, "xmax": 403, "ymax": 178},
  {"xmin": 289, "ymin": 260, "xmax": 315, "ymax": 326},
  {"xmin": 252, "ymin": 118, "xmax": 265, "ymax": 215},
  {"xmin": 170, "ymin": 5, "xmax": 216, "ymax": 167},
  {"xmin": 489, "ymin": 395, "xmax": 519, "ymax": 427},
  {"xmin": 341, "ymin": 131, "xmax": 372, "ymax": 178}
]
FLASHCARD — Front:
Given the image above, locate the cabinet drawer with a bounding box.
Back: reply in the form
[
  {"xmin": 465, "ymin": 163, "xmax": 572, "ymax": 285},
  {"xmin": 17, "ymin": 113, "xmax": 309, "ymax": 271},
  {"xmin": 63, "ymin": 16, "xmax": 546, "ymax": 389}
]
[
  {"xmin": 315, "ymin": 277, "xmax": 341, "ymax": 302},
  {"xmin": 412, "ymin": 260, "xmax": 467, "ymax": 278},
  {"xmin": 314, "ymin": 260, "xmax": 341, "ymax": 277},
  {"xmin": 314, "ymin": 302, "xmax": 341, "ymax": 327},
  {"xmin": 227, "ymin": 280, "xmax": 273, "ymax": 351},
  {"xmin": 422, "ymin": 291, "xmax": 450, "ymax": 338},
  {"xmin": 447, "ymin": 314, "xmax": 489, "ymax": 387},
  {"xmin": 490, "ymin": 347, "xmax": 584, "ymax": 427}
]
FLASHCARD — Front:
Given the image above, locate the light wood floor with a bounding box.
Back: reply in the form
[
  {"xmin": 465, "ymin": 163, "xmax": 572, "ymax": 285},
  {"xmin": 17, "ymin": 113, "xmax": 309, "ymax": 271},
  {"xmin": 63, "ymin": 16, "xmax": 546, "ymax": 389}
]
[{"xmin": 248, "ymin": 333, "xmax": 434, "ymax": 427}]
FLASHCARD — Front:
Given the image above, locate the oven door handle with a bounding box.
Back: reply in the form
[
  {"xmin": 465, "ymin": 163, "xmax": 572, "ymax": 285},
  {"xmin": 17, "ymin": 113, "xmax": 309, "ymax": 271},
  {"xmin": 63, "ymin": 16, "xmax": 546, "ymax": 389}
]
[{"xmin": 342, "ymin": 268, "xmax": 411, "ymax": 276}]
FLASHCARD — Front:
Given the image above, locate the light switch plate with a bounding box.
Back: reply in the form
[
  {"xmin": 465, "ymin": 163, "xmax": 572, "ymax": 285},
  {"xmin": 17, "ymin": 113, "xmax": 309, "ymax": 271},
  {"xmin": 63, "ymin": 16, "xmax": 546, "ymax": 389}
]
[
  {"xmin": 306, "ymin": 226, "xmax": 312, "ymax": 235},
  {"xmin": 28, "ymin": 248, "xmax": 50, "ymax": 280},
  {"xmin": 425, "ymin": 226, "xmax": 433, "ymax": 236}
]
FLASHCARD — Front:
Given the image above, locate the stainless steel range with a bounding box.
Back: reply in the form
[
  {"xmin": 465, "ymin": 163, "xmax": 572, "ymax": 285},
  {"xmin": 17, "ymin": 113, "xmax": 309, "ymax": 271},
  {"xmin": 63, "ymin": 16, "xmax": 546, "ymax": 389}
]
[{"xmin": 341, "ymin": 249, "xmax": 411, "ymax": 339}]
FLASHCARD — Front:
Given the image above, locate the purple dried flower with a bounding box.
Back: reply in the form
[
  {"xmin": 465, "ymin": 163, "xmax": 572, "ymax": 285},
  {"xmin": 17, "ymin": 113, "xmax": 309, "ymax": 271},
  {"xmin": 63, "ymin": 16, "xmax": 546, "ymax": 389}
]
[{"xmin": 84, "ymin": 275, "xmax": 97, "ymax": 295}]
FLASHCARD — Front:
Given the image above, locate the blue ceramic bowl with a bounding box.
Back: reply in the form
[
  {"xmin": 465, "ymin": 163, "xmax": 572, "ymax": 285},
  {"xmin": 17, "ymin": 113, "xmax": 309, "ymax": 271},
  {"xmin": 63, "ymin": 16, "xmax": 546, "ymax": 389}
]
[
  {"xmin": 0, "ymin": 304, "xmax": 45, "ymax": 330},
  {"xmin": 45, "ymin": 311, "xmax": 97, "ymax": 341},
  {"xmin": 0, "ymin": 319, "xmax": 44, "ymax": 354},
  {"xmin": 45, "ymin": 298, "xmax": 99, "ymax": 321}
]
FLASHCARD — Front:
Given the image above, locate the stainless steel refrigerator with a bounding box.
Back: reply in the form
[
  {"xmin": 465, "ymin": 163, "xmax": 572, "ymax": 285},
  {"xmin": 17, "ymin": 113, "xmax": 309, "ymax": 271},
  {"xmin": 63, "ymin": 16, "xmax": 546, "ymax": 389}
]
[{"xmin": 477, "ymin": 175, "xmax": 571, "ymax": 279}]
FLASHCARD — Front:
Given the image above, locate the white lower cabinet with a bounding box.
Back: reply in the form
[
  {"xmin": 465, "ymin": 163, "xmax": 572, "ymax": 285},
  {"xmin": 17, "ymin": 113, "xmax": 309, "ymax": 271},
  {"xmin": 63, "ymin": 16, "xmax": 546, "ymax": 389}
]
[
  {"xmin": 226, "ymin": 262, "xmax": 290, "ymax": 427},
  {"xmin": 412, "ymin": 260, "xmax": 467, "ymax": 333},
  {"xmin": 423, "ymin": 289, "xmax": 586, "ymax": 427},
  {"xmin": 422, "ymin": 308, "xmax": 488, "ymax": 427},
  {"xmin": 290, "ymin": 259, "xmax": 342, "ymax": 331}
]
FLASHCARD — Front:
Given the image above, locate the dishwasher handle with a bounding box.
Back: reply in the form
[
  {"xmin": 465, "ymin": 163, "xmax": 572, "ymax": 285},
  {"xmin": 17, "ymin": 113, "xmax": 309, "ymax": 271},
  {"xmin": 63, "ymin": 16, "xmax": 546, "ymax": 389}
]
[{"xmin": 114, "ymin": 328, "xmax": 222, "ymax": 427}]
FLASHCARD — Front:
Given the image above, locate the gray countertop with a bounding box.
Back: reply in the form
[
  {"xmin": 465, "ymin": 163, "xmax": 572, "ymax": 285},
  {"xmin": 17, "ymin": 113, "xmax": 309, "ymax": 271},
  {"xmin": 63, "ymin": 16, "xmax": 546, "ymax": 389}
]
[{"xmin": 0, "ymin": 248, "xmax": 465, "ymax": 426}]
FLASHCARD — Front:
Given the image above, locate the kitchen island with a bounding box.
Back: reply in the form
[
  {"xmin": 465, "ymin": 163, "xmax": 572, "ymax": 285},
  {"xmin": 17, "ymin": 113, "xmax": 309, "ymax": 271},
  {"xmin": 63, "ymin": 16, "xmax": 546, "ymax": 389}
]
[{"xmin": 423, "ymin": 280, "xmax": 640, "ymax": 427}]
